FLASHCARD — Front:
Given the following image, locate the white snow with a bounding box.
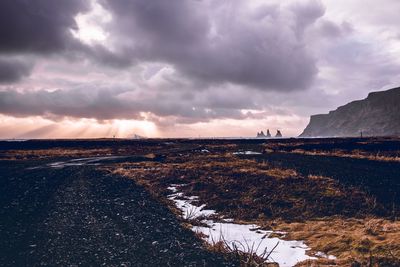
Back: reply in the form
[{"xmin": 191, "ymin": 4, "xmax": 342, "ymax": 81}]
[
  {"xmin": 233, "ymin": 151, "xmax": 262, "ymax": 155},
  {"xmin": 167, "ymin": 185, "xmax": 321, "ymax": 266},
  {"xmin": 173, "ymin": 199, "xmax": 216, "ymax": 219},
  {"xmin": 193, "ymin": 222, "xmax": 314, "ymax": 267},
  {"xmin": 167, "ymin": 186, "xmax": 178, "ymax": 193},
  {"xmin": 315, "ymin": 251, "xmax": 337, "ymax": 260},
  {"xmin": 168, "ymin": 186, "xmax": 215, "ymax": 219}
]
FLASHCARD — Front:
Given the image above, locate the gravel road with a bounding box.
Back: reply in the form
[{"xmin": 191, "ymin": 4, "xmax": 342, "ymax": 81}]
[{"xmin": 0, "ymin": 159, "xmax": 236, "ymax": 266}]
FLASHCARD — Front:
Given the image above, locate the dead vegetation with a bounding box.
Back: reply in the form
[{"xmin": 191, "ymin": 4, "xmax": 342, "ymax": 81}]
[
  {"xmin": 111, "ymin": 146, "xmax": 400, "ymax": 266},
  {"xmin": 4, "ymin": 137, "xmax": 399, "ymax": 266},
  {"xmin": 281, "ymin": 217, "xmax": 400, "ymax": 266},
  {"xmin": 281, "ymin": 149, "xmax": 400, "ymax": 163},
  {"xmin": 113, "ymin": 153, "xmax": 383, "ymax": 221},
  {"xmin": 201, "ymin": 232, "xmax": 280, "ymax": 267},
  {"xmin": 0, "ymin": 148, "xmax": 113, "ymax": 160},
  {"xmin": 263, "ymin": 138, "xmax": 400, "ymax": 162}
]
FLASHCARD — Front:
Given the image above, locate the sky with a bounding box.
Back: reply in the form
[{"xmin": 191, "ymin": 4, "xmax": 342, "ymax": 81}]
[{"xmin": 0, "ymin": 0, "xmax": 399, "ymax": 139}]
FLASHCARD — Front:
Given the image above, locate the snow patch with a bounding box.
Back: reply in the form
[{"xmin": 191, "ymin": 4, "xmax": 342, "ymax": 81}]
[
  {"xmin": 233, "ymin": 151, "xmax": 262, "ymax": 155},
  {"xmin": 168, "ymin": 186, "xmax": 215, "ymax": 219},
  {"xmin": 167, "ymin": 185, "xmax": 320, "ymax": 267},
  {"xmin": 315, "ymin": 251, "xmax": 337, "ymax": 260},
  {"xmin": 194, "ymin": 223, "xmax": 314, "ymax": 267}
]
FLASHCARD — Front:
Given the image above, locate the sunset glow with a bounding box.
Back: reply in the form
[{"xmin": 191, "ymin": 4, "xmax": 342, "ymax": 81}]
[{"xmin": 0, "ymin": 0, "xmax": 399, "ymax": 138}]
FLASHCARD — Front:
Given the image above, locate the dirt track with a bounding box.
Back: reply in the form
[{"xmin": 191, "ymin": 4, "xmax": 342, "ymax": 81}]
[{"xmin": 0, "ymin": 159, "xmax": 235, "ymax": 266}]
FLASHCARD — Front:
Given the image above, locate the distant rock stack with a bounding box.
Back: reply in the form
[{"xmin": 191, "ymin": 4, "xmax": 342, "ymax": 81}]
[
  {"xmin": 275, "ymin": 130, "xmax": 282, "ymax": 138},
  {"xmin": 257, "ymin": 129, "xmax": 277, "ymax": 138},
  {"xmin": 257, "ymin": 131, "xmax": 266, "ymax": 138}
]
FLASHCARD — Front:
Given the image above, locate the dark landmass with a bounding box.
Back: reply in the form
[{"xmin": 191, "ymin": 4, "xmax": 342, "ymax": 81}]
[
  {"xmin": 300, "ymin": 87, "xmax": 400, "ymax": 137},
  {"xmin": 0, "ymin": 137, "xmax": 399, "ymax": 266}
]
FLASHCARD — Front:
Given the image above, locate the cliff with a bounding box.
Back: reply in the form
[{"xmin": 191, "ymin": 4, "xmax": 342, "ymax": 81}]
[{"xmin": 300, "ymin": 87, "xmax": 400, "ymax": 137}]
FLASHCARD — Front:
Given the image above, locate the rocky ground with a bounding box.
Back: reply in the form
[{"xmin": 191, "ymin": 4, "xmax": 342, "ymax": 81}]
[
  {"xmin": 1, "ymin": 137, "xmax": 399, "ymax": 266},
  {"xmin": 0, "ymin": 159, "xmax": 236, "ymax": 266}
]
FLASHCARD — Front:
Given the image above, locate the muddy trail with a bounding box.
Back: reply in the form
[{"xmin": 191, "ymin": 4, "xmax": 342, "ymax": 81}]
[{"xmin": 0, "ymin": 159, "xmax": 236, "ymax": 267}]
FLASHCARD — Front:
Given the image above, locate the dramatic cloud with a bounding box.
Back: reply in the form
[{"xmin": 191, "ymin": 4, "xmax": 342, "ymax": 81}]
[
  {"xmin": 0, "ymin": 58, "xmax": 33, "ymax": 83},
  {"xmin": 0, "ymin": 85, "xmax": 256, "ymax": 122},
  {"xmin": 0, "ymin": 87, "xmax": 135, "ymax": 120},
  {"xmin": 0, "ymin": 0, "xmax": 88, "ymax": 53},
  {"xmin": 97, "ymin": 0, "xmax": 323, "ymax": 91},
  {"xmin": 0, "ymin": 0, "xmax": 399, "ymax": 138},
  {"xmin": 0, "ymin": 0, "xmax": 89, "ymax": 85}
]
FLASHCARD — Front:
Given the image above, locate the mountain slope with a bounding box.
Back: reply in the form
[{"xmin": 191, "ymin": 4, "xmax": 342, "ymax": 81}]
[{"xmin": 300, "ymin": 87, "xmax": 400, "ymax": 137}]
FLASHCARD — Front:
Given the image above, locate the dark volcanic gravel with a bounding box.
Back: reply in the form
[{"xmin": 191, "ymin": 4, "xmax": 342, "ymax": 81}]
[{"xmin": 0, "ymin": 160, "xmax": 236, "ymax": 266}]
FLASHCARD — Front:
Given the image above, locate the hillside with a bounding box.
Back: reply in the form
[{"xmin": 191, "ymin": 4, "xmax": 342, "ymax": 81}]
[{"xmin": 300, "ymin": 87, "xmax": 400, "ymax": 137}]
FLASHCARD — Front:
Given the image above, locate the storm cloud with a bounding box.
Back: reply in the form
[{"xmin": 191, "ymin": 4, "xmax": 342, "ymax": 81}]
[
  {"xmin": 0, "ymin": 0, "xmax": 89, "ymax": 84},
  {"xmin": 97, "ymin": 0, "xmax": 323, "ymax": 91},
  {"xmin": 0, "ymin": 0, "xmax": 399, "ymax": 137},
  {"xmin": 0, "ymin": 86, "xmax": 253, "ymax": 122},
  {"xmin": 0, "ymin": 0, "xmax": 88, "ymax": 53},
  {"xmin": 0, "ymin": 87, "xmax": 136, "ymax": 120},
  {"xmin": 0, "ymin": 58, "xmax": 33, "ymax": 83}
]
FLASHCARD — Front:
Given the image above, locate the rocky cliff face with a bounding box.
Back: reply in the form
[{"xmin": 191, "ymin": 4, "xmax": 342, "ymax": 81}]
[{"xmin": 300, "ymin": 87, "xmax": 400, "ymax": 137}]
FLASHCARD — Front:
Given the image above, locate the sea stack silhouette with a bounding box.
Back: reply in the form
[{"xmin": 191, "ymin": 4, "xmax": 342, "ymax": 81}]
[
  {"xmin": 256, "ymin": 129, "xmax": 280, "ymax": 138},
  {"xmin": 256, "ymin": 131, "xmax": 266, "ymax": 138},
  {"xmin": 300, "ymin": 87, "xmax": 400, "ymax": 137}
]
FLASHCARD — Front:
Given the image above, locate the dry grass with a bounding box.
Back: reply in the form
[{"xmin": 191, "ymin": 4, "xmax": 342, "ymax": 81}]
[
  {"xmin": 199, "ymin": 232, "xmax": 280, "ymax": 267},
  {"xmin": 113, "ymin": 152, "xmax": 382, "ymax": 221},
  {"xmin": 286, "ymin": 149, "xmax": 400, "ymax": 163},
  {"xmin": 109, "ymin": 147, "xmax": 400, "ymax": 266},
  {"xmin": 0, "ymin": 148, "xmax": 112, "ymax": 160},
  {"xmin": 262, "ymin": 138, "xmax": 400, "ymax": 163},
  {"xmin": 110, "ymin": 152, "xmax": 399, "ymax": 265},
  {"xmin": 270, "ymin": 217, "xmax": 400, "ymax": 266}
]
